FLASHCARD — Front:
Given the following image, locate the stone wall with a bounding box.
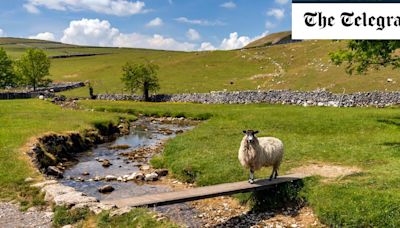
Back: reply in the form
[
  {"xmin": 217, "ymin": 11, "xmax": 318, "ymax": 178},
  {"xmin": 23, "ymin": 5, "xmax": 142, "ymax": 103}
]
[
  {"xmin": 96, "ymin": 90, "xmax": 400, "ymax": 108},
  {"xmin": 0, "ymin": 82, "xmax": 85, "ymax": 100}
]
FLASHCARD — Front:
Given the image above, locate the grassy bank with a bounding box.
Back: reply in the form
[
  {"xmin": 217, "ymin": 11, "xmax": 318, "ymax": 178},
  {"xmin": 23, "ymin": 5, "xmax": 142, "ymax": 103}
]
[
  {"xmin": 0, "ymin": 99, "xmax": 127, "ymax": 207},
  {"xmin": 80, "ymin": 100, "xmax": 400, "ymax": 226}
]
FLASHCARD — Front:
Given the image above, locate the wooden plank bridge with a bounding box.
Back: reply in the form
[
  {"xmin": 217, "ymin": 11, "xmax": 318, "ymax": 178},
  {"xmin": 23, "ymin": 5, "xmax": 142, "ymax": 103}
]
[{"xmin": 102, "ymin": 174, "xmax": 307, "ymax": 208}]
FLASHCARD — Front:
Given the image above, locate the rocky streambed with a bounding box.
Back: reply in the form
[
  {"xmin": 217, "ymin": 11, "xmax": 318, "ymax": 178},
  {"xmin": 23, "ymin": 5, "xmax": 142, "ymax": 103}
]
[
  {"xmin": 55, "ymin": 117, "xmax": 207, "ymax": 226},
  {"xmin": 60, "ymin": 117, "xmax": 194, "ymax": 201}
]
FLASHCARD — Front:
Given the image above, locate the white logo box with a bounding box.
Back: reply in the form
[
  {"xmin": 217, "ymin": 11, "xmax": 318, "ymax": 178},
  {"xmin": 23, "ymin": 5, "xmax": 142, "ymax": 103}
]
[{"xmin": 292, "ymin": 1, "xmax": 400, "ymax": 39}]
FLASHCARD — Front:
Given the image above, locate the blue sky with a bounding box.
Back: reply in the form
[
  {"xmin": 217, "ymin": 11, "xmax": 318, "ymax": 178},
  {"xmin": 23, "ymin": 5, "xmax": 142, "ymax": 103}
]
[{"xmin": 0, "ymin": 0, "xmax": 291, "ymax": 51}]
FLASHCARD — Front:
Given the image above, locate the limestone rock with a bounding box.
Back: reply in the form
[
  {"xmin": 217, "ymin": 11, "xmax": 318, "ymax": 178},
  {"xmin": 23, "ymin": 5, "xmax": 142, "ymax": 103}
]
[
  {"xmin": 145, "ymin": 173, "xmax": 158, "ymax": 181},
  {"xmin": 98, "ymin": 185, "xmax": 115, "ymax": 193},
  {"xmin": 46, "ymin": 166, "xmax": 63, "ymax": 178}
]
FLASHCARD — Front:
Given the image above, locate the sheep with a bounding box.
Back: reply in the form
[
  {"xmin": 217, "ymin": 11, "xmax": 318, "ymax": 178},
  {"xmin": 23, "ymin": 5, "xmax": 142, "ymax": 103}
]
[{"xmin": 238, "ymin": 130, "xmax": 284, "ymax": 184}]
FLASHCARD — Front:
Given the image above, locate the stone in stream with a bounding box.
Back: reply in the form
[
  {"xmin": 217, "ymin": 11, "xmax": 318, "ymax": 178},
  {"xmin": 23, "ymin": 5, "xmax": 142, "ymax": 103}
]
[
  {"xmin": 145, "ymin": 173, "xmax": 159, "ymax": 181},
  {"xmin": 155, "ymin": 169, "xmax": 169, "ymax": 177},
  {"xmin": 98, "ymin": 185, "xmax": 115, "ymax": 193},
  {"xmin": 126, "ymin": 172, "xmax": 145, "ymax": 181},
  {"xmin": 141, "ymin": 165, "xmax": 150, "ymax": 171},
  {"xmin": 93, "ymin": 176, "xmax": 102, "ymax": 181},
  {"xmin": 82, "ymin": 172, "xmax": 90, "ymax": 176},
  {"xmin": 46, "ymin": 166, "xmax": 64, "ymax": 178},
  {"xmin": 105, "ymin": 175, "xmax": 117, "ymax": 181},
  {"xmin": 102, "ymin": 159, "xmax": 112, "ymax": 167}
]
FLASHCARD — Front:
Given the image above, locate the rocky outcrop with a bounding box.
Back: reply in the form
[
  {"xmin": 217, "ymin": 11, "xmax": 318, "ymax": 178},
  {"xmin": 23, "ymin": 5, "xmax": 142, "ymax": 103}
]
[
  {"xmin": 26, "ymin": 119, "xmax": 130, "ymax": 177},
  {"xmin": 31, "ymin": 181, "xmax": 115, "ymax": 214},
  {"xmin": 97, "ymin": 90, "xmax": 400, "ymax": 108}
]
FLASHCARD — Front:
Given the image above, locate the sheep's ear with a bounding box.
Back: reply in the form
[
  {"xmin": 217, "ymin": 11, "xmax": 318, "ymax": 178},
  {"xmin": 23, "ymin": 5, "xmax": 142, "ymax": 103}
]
[
  {"xmin": 242, "ymin": 130, "xmax": 247, "ymax": 134},
  {"xmin": 254, "ymin": 131, "xmax": 259, "ymax": 134}
]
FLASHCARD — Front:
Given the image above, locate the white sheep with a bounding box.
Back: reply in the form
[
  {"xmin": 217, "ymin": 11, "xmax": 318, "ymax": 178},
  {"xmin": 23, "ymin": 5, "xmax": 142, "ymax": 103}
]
[{"xmin": 238, "ymin": 130, "xmax": 284, "ymax": 184}]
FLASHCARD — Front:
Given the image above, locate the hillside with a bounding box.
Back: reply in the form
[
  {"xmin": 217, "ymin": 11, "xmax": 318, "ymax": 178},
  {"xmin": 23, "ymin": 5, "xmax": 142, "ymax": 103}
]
[
  {"xmin": 244, "ymin": 31, "xmax": 292, "ymax": 48},
  {"xmin": 1, "ymin": 36, "xmax": 399, "ymax": 97}
]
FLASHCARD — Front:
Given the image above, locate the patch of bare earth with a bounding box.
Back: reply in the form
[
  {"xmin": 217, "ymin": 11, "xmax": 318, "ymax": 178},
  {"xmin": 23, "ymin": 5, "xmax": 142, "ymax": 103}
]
[
  {"xmin": 287, "ymin": 163, "xmax": 362, "ymax": 180},
  {"xmin": 189, "ymin": 197, "xmax": 322, "ymax": 227},
  {"xmin": 0, "ymin": 203, "xmax": 53, "ymax": 228}
]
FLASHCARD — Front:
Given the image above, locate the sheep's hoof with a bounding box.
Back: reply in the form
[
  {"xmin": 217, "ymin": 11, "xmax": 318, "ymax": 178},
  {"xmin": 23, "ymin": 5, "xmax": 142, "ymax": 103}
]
[{"xmin": 248, "ymin": 179, "xmax": 254, "ymax": 184}]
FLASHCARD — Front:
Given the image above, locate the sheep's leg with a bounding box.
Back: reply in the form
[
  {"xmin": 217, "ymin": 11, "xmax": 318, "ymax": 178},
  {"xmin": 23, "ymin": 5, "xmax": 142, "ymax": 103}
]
[
  {"xmin": 269, "ymin": 169, "xmax": 275, "ymax": 181},
  {"xmin": 269, "ymin": 166, "xmax": 278, "ymax": 181},
  {"xmin": 248, "ymin": 169, "xmax": 254, "ymax": 184},
  {"xmin": 271, "ymin": 165, "xmax": 279, "ymax": 180}
]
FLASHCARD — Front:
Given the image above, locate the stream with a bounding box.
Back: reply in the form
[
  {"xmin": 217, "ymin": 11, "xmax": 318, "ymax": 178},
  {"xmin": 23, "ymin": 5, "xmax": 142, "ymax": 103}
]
[{"xmin": 60, "ymin": 117, "xmax": 204, "ymax": 227}]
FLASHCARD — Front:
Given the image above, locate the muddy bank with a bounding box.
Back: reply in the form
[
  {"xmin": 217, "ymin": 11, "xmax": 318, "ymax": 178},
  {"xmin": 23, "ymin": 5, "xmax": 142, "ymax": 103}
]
[{"xmin": 26, "ymin": 119, "xmax": 130, "ymax": 176}]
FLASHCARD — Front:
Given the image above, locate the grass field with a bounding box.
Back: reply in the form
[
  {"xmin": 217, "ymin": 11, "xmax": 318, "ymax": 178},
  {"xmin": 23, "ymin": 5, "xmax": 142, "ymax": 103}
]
[
  {"xmin": 1, "ymin": 36, "xmax": 400, "ymax": 97},
  {"xmin": 79, "ymin": 100, "xmax": 400, "ymax": 226}
]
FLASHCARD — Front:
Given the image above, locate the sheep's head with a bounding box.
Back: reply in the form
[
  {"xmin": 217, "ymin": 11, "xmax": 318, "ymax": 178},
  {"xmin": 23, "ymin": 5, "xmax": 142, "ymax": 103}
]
[{"xmin": 242, "ymin": 130, "xmax": 259, "ymax": 144}]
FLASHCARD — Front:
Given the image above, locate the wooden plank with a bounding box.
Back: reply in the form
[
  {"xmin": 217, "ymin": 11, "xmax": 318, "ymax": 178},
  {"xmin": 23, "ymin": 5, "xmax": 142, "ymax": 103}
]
[{"xmin": 102, "ymin": 174, "xmax": 306, "ymax": 208}]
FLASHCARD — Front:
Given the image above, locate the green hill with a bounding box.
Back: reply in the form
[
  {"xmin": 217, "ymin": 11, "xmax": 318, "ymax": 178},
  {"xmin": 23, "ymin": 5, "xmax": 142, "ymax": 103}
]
[
  {"xmin": 244, "ymin": 31, "xmax": 292, "ymax": 48},
  {"xmin": 1, "ymin": 36, "xmax": 399, "ymax": 97}
]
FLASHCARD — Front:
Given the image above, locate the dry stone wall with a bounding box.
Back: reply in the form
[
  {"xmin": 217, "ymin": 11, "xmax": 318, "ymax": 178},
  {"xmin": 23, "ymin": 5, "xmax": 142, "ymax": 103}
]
[{"xmin": 97, "ymin": 90, "xmax": 400, "ymax": 108}]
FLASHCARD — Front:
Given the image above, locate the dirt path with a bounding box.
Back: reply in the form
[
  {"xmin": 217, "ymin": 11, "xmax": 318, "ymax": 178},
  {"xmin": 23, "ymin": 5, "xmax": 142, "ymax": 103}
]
[{"xmin": 0, "ymin": 203, "xmax": 53, "ymax": 228}]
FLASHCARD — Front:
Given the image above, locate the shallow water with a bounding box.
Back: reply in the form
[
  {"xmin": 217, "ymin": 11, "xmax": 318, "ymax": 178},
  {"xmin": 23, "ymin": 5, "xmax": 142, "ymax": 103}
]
[{"xmin": 60, "ymin": 117, "xmax": 203, "ymax": 226}]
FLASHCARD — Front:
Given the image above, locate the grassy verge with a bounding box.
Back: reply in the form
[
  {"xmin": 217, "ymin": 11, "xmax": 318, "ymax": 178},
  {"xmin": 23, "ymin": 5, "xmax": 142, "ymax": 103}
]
[
  {"xmin": 0, "ymin": 99, "xmax": 127, "ymax": 207},
  {"xmin": 80, "ymin": 100, "xmax": 400, "ymax": 227},
  {"xmin": 53, "ymin": 206, "xmax": 178, "ymax": 228}
]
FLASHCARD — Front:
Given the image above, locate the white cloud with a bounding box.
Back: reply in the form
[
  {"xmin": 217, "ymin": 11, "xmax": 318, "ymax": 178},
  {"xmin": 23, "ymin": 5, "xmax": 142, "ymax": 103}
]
[
  {"xmin": 219, "ymin": 32, "xmax": 251, "ymax": 50},
  {"xmin": 267, "ymin": 8, "xmax": 285, "ymax": 20},
  {"xmin": 218, "ymin": 31, "xmax": 269, "ymax": 50},
  {"xmin": 275, "ymin": 0, "xmax": 289, "ymax": 4},
  {"xmin": 0, "ymin": 29, "xmax": 4, "ymax": 37},
  {"xmin": 146, "ymin": 17, "xmax": 163, "ymax": 27},
  {"xmin": 199, "ymin": 42, "xmax": 216, "ymax": 51},
  {"xmin": 265, "ymin": 21, "xmax": 276, "ymax": 29},
  {"xmin": 23, "ymin": 0, "xmax": 148, "ymax": 16},
  {"xmin": 220, "ymin": 1, "xmax": 236, "ymax": 9},
  {"xmin": 23, "ymin": 3, "xmax": 40, "ymax": 14},
  {"xmin": 114, "ymin": 34, "xmax": 196, "ymax": 51},
  {"xmin": 175, "ymin": 17, "xmax": 225, "ymax": 26},
  {"xmin": 186, "ymin": 28, "xmax": 201, "ymax": 41},
  {"xmin": 29, "ymin": 32, "xmax": 56, "ymax": 41},
  {"xmin": 61, "ymin": 18, "xmax": 119, "ymax": 46},
  {"xmin": 60, "ymin": 18, "xmax": 195, "ymax": 51}
]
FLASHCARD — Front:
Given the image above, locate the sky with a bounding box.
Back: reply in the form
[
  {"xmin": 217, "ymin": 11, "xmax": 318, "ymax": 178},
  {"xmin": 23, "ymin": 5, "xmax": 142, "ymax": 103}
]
[{"xmin": 0, "ymin": 0, "xmax": 292, "ymax": 51}]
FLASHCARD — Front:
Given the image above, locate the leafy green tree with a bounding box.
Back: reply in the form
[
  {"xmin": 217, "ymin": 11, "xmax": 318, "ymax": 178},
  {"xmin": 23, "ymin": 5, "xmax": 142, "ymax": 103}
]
[
  {"xmin": 330, "ymin": 40, "xmax": 400, "ymax": 74},
  {"xmin": 121, "ymin": 61, "xmax": 160, "ymax": 101},
  {"xmin": 16, "ymin": 48, "xmax": 51, "ymax": 91},
  {"xmin": 0, "ymin": 48, "xmax": 18, "ymax": 88}
]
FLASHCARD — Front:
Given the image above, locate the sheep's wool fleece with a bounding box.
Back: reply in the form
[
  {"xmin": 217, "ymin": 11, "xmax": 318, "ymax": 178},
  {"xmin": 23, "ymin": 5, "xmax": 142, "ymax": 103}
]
[{"xmin": 238, "ymin": 137, "xmax": 284, "ymax": 171}]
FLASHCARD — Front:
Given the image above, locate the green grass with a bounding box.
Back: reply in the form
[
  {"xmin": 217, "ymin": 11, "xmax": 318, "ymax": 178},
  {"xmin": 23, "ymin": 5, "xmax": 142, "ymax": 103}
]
[
  {"xmin": 82, "ymin": 208, "xmax": 179, "ymax": 228},
  {"xmin": 1, "ymin": 37, "xmax": 400, "ymax": 97},
  {"xmin": 0, "ymin": 99, "xmax": 127, "ymax": 206},
  {"xmin": 79, "ymin": 100, "xmax": 400, "ymax": 227},
  {"xmin": 53, "ymin": 206, "xmax": 90, "ymax": 227}
]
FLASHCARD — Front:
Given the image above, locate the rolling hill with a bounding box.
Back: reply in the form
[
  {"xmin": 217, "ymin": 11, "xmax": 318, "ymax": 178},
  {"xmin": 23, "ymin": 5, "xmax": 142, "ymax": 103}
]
[
  {"xmin": 1, "ymin": 33, "xmax": 399, "ymax": 97},
  {"xmin": 244, "ymin": 31, "xmax": 292, "ymax": 48}
]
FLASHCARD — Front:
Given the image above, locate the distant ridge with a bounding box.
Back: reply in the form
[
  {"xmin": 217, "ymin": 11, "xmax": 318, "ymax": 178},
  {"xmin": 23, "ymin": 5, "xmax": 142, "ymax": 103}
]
[{"xmin": 244, "ymin": 31, "xmax": 301, "ymax": 49}]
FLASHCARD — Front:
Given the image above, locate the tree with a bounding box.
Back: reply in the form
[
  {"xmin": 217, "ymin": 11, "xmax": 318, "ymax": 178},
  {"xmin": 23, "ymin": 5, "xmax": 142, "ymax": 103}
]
[
  {"xmin": 121, "ymin": 61, "xmax": 160, "ymax": 101},
  {"xmin": 0, "ymin": 48, "xmax": 18, "ymax": 89},
  {"xmin": 16, "ymin": 48, "xmax": 51, "ymax": 91},
  {"xmin": 330, "ymin": 40, "xmax": 400, "ymax": 75}
]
